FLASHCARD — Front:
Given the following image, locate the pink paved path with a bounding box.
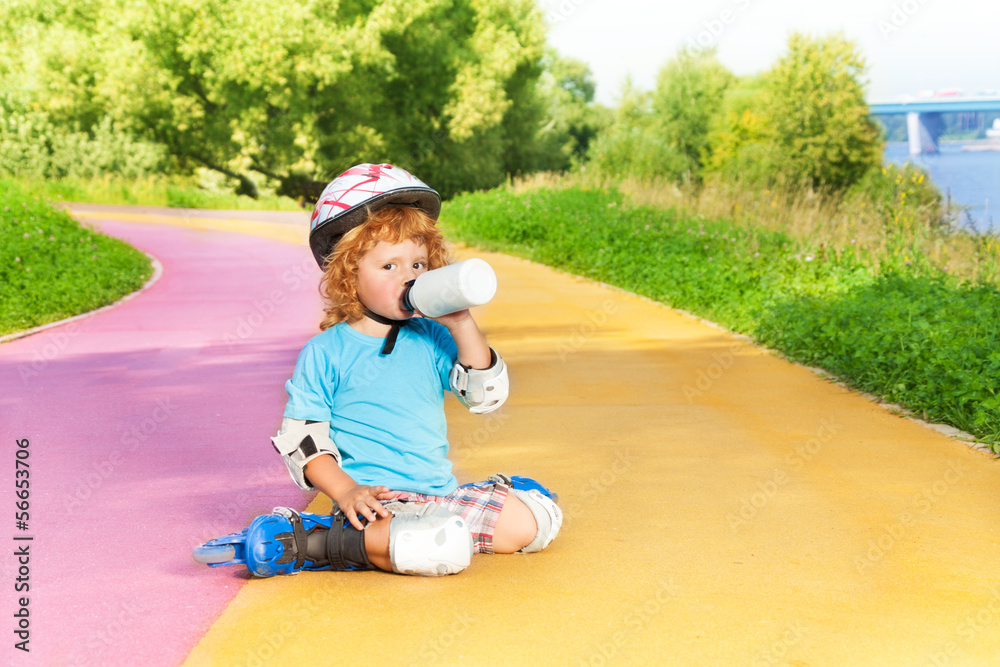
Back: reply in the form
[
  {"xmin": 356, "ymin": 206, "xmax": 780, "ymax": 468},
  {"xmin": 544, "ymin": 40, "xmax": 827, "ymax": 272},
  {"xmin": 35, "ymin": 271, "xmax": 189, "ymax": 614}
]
[{"xmin": 1, "ymin": 216, "xmax": 323, "ymax": 665}]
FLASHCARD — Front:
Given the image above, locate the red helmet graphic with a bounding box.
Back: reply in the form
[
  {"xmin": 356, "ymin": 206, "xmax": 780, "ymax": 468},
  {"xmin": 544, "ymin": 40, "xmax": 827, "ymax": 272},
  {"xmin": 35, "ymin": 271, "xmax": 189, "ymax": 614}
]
[{"xmin": 308, "ymin": 163, "xmax": 441, "ymax": 267}]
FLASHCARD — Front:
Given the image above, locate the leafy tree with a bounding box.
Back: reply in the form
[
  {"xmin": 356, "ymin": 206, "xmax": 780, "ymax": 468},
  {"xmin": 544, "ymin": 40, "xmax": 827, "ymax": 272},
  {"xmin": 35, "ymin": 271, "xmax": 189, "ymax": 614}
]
[
  {"xmin": 765, "ymin": 33, "xmax": 881, "ymax": 190},
  {"xmin": 708, "ymin": 33, "xmax": 882, "ymax": 191},
  {"xmin": 540, "ymin": 51, "xmax": 605, "ymax": 165},
  {"xmin": 503, "ymin": 50, "xmax": 604, "ymax": 175},
  {"xmin": 704, "ymin": 74, "xmax": 777, "ymax": 182},
  {"xmin": 588, "ymin": 48, "xmax": 733, "ymax": 182},
  {"xmin": 1, "ymin": 0, "xmax": 562, "ymax": 198},
  {"xmin": 0, "ymin": 0, "xmax": 166, "ymax": 179},
  {"xmin": 651, "ymin": 48, "xmax": 733, "ymax": 178},
  {"xmin": 587, "ymin": 80, "xmax": 688, "ymax": 181}
]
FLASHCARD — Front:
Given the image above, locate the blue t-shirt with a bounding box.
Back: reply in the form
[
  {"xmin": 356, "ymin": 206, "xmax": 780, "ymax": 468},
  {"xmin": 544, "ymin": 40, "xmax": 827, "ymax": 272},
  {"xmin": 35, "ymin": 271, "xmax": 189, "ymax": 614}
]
[{"xmin": 283, "ymin": 318, "xmax": 459, "ymax": 496}]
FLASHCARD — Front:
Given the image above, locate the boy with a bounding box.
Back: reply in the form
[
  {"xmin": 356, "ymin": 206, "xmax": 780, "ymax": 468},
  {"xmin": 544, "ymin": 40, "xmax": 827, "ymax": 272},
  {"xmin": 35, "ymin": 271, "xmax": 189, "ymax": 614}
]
[{"xmin": 194, "ymin": 163, "xmax": 561, "ymax": 576}]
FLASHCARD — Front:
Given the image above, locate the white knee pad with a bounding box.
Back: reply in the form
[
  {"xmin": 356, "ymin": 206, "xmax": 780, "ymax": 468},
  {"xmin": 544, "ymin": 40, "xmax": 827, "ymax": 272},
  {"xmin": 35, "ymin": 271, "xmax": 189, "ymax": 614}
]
[
  {"xmin": 387, "ymin": 504, "xmax": 473, "ymax": 576},
  {"xmin": 511, "ymin": 489, "xmax": 562, "ymax": 553}
]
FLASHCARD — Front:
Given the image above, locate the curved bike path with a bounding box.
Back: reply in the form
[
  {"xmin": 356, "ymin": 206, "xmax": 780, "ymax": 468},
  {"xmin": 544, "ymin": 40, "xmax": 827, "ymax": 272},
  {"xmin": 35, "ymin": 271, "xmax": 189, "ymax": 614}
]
[
  {"xmin": 2, "ymin": 205, "xmax": 998, "ymax": 666},
  {"xmin": 1, "ymin": 206, "xmax": 321, "ymax": 665}
]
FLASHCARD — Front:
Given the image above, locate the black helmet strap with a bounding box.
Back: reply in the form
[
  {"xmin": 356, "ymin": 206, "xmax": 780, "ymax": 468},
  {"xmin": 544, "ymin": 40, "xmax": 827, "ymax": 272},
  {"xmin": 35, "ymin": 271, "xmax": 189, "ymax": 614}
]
[{"xmin": 363, "ymin": 309, "xmax": 409, "ymax": 355}]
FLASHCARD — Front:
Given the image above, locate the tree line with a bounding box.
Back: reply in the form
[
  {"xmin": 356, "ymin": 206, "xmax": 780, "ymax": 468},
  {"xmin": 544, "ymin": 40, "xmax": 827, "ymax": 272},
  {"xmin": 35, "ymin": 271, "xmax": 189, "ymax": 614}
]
[
  {"xmin": 590, "ymin": 33, "xmax": 883, "ymax": 193},
  {"xmin": 1, "ymin": 0, "xmax": 884, "ymax": 202},
  {"xmin": 1, "ymin": 0, "xmax": 600, "ymax": 199}
]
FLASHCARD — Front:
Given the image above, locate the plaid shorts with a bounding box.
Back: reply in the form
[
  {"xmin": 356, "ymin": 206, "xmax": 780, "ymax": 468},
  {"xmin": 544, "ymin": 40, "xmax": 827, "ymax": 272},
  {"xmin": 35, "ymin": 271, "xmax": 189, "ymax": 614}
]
[{"xmin": 386, "ymin": 481, "xmax": 509, "ymax": 554}]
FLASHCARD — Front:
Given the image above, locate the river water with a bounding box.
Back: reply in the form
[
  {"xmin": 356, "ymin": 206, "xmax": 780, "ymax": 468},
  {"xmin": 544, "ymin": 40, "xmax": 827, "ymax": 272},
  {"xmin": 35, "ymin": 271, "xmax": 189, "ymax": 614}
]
[{"xmin": 883, "ymin": 141, "xmax": 1000, "ymax": 234}]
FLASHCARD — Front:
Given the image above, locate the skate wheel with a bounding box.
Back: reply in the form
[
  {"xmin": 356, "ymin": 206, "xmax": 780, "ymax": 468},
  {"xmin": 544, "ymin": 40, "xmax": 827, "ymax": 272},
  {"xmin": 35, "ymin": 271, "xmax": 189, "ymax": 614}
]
[{"xmin": 192, "ymin": 543, "xmax": 237, "ymax": 564}]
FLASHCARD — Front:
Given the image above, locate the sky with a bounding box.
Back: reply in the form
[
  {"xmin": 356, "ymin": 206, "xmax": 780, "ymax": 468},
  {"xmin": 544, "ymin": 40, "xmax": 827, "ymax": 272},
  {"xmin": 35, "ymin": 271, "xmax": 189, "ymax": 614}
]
[{"xmin": 541, "ymin": 0, "xmax": 1000, "ymax": 106}]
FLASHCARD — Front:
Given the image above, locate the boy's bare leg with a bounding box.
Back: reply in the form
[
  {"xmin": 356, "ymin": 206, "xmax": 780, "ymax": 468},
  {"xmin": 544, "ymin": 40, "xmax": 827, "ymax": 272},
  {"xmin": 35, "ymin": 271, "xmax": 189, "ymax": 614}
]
[
  {"xmin": 491, "ymin": 494, "xmax": 538, "ymax": 554},
  {"xmin": 364, "ymin": 517, "xmax": 392, "ymax": 571}
]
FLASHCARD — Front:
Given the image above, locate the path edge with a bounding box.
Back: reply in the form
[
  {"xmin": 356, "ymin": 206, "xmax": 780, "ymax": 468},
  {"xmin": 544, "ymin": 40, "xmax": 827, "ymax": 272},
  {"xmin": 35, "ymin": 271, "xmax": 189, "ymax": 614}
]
[{"xmin": 0, "ymin": 251, "xmax": 163, "ymax": 345}]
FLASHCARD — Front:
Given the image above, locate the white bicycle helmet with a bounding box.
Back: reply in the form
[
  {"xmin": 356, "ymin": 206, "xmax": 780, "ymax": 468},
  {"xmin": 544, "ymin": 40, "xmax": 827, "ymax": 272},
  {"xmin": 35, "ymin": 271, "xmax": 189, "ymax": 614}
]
[{"xmin": 308, "ymin": 163, "xmax": 441, "ymax": 267}]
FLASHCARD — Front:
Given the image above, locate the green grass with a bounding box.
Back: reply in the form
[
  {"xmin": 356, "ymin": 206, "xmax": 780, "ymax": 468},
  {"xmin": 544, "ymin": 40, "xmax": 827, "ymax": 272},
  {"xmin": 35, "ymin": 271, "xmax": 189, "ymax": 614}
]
[
  {"xmin": 0, "ymin": 179, "xmax": 154, "ymax": 336},
  {"xmin": 757, "ymin": 274, "xmax": 1000, "ymax": 442},
  {"xmin": 0, "ymin": 171, "xmax": 300, "ymax": 337},
  {"xmin": 442, "ymin": 186, "xmax": 1000, "ymax": 451}
]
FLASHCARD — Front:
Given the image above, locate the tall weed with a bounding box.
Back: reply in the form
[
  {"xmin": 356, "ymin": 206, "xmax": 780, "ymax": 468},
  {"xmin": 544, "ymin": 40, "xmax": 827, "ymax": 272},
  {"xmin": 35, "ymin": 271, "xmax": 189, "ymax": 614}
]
[{"xmin": 513, "ymin": 167, "xmax": 1000, "ymax": 286}]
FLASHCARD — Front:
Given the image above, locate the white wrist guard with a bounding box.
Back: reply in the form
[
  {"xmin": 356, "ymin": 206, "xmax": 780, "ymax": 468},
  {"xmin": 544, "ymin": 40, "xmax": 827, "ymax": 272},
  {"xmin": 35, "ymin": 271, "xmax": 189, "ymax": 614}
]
[
  {"xmin": 270, "ymin": 418, "xmax": 341, "ymax": 491},
  {"xmin": 449, "ymin": 347, "xmax": 509, "ymax": 414}
]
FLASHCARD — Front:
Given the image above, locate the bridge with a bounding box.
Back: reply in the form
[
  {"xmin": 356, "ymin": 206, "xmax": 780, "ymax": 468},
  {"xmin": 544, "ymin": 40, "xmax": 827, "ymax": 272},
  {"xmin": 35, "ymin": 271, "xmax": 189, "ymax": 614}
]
[{"xmin": 869, "ymin": 95, "xmax": 1000, "ymax": 154}]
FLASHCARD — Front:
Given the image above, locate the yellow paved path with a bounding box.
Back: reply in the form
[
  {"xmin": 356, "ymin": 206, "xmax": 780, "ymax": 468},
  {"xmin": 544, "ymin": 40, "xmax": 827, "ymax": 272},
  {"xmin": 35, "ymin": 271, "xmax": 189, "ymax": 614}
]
[{"xmin": 76, "ymin": 208, "xmax": 1000, "ymax": 665}]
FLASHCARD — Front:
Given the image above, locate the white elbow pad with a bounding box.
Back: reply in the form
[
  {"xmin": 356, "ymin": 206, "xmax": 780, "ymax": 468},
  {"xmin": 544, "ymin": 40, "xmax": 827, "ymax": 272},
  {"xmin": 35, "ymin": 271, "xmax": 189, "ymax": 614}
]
[
  {"xmin": 270, "ymin": 418, "xmax": 341, "ymax": 491},
  {"xmin": 449, "ymin": 347, "xmax": 509, "ymax": 414}
]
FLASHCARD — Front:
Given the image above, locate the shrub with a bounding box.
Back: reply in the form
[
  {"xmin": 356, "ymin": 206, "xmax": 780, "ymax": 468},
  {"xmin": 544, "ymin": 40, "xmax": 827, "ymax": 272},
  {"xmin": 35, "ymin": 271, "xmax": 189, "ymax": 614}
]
[
  {"xmin": 0, "ymin": 112, "xmax": 166, "ymax": 181},
  {"xmin": 705, "ymin": 33, "xmax": 881, "ymax": 192},
  {"xmin": 845, "ymin": 163, "xmax": 943, "ymax": 237}
]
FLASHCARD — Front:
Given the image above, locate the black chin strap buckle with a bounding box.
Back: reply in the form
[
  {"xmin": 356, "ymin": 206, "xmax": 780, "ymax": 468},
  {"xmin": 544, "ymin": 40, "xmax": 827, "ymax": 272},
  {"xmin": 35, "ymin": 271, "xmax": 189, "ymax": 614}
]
[{"xmin": 363, "ymin": 309, "xmax": 409, "ymax": 355}]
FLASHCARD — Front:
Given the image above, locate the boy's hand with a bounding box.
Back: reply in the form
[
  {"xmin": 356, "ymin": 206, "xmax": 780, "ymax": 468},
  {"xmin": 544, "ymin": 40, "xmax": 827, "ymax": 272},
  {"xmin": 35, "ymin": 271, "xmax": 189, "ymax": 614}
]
[
  {"xmin": 334, "ymin": 484, "xmax": 393, "ymax": 531},
  {"xmin": 429, "ymin": 307, "xmax": 472, "ymax": 330},
  {"xmin": 411, "ymin": 306, "xmax": 473, "ymax": 330},
  {"xmin": 303, "ymin": 455, "xmax": 397, "ymax": 531}
]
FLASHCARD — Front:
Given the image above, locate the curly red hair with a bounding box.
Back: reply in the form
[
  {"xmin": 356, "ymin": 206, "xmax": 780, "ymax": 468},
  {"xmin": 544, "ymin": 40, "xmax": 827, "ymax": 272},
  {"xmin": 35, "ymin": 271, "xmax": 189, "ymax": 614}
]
[{"xmin": 318, "ymin": 206, "xmax": 452, "ymax": 330}]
